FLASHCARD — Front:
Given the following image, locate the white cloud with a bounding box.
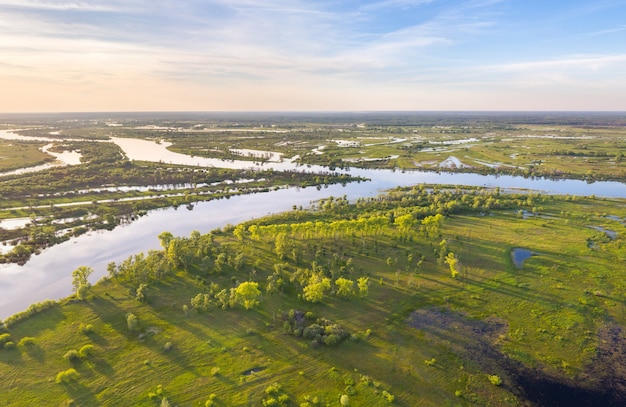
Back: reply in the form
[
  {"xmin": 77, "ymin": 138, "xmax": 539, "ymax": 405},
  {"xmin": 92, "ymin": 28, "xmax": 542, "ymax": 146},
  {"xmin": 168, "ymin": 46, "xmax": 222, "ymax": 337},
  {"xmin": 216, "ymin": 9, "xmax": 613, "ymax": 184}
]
[{"xmin": 486, "ymin": 54, "xmax": 626, "ymax": 73}]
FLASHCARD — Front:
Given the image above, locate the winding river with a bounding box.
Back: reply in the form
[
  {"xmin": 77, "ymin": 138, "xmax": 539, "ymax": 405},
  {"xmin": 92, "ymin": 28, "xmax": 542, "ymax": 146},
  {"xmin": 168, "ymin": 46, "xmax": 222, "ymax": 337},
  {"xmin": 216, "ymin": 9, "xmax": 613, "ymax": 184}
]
[{"xmin": 2, "ymin": 132, "xmax": 626, "ymax": 318}]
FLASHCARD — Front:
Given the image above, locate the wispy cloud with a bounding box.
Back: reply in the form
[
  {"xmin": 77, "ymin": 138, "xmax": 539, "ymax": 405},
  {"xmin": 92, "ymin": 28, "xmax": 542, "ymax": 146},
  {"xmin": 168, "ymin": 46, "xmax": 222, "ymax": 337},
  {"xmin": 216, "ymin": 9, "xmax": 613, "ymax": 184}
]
[
  {"xmin": 487, "ymin": 54, "xmax": 626, "ymax": 73},
  {"xmin": 0, "ymin": 0, "xmax": 131, "ymax": 12},
  {"xmin": 0, "ymin": 0, "xmax": 624, "ymax": 111}
]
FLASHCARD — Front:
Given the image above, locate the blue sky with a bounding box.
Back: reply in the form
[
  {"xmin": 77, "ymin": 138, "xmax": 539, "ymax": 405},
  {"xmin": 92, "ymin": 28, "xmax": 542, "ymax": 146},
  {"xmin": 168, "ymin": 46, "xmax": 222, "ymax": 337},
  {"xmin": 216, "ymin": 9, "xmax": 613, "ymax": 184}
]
[{"xmin": 1, "ymin": 0, "xmax": 625, "ymax": 112}]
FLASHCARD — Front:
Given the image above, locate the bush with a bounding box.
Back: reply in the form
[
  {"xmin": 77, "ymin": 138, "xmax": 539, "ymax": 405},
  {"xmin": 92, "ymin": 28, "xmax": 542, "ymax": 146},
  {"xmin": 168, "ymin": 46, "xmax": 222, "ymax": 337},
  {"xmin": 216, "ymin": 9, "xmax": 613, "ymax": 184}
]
[
  {"xmin": 163, "ymin": 342, "xmax": 173, "ymax": 352},
  {"xmin": 382, "ymin": 390, "xmax": 394, "ymax": 403},
  {"xmin": 488, "ymin": 375, "xmax": 502, "ymax": 386},
  {"xmin": 55, "ymin": 368, "xmax": 80, "ymax": 384},
  {"xmin": 63, "ymin": 349, "xmax": 80, "ymax": 362},
  {"xmin": 3, "ymin": 300, "xmax": 56, "ymax": 328},
  {"xmin": 0, "ymin": 333, "xmax": 12, "ymax": 348},
  {"xmin": 205, "ymin": 393, "xmax": 217, "ymax": 407},
  {"xmin": 3, "ymin": 341, "xmax": 16, "ymax": 350},
  {"xmin": 126, "ymin": 313, "xmax": 138, "ymax": 331},
  {"xmin": 79, "ymin": 344, "xmax": 95, "ymax": 359},
  {"xmin": 18, "ymin": 336, "xmax": 36, "ymax": 347},
  {"xmin": 340, "ymin": 394, "xmax": 350, "ymax": 406},
  {"xmin": 264, "ymin": 382, "xmax": 282, "ymax": 395},
  {"xmin": 79, "ymin": 323, "xmax": 94, "ymax": 334}
]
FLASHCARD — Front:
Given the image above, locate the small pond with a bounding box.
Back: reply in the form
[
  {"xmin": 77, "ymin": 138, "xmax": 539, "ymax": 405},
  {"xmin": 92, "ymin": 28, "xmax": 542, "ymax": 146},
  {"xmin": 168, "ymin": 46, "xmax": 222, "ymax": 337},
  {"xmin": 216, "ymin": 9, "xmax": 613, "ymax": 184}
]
[{"xmin": 511, "ymin": 248, "xmax": 533, "ymax": 269}]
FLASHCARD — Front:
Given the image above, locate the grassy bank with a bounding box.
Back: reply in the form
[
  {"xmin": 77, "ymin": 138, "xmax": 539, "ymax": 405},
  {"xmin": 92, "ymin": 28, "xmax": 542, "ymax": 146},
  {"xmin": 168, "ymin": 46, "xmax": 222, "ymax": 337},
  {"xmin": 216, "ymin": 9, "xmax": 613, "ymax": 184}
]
[{"xmin": 1, "ymin": 187, "xmax": 625, "ymax": 406}]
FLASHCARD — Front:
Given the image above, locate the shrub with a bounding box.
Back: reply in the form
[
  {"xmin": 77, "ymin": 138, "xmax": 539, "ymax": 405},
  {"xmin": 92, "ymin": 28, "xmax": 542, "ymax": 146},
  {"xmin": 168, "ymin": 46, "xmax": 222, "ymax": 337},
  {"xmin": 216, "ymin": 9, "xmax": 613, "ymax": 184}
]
[
  {"xmin": 3, "ymin": 341, "xmax": 16, "ymax": 350},
  {"xmin": 63, "ymin": 349, "xmax": 80, "ymax": 362},
  {"xmin": 205, "ymin": 393, "xmax": 217, "ymax": 407},
  {"xmin": 265, "ymin": 382, "xmax": 282, "ymax": 395},
  {"xmin": 488, "ymin": 375, "xmax": 502, "ymax": 386},
  {"xmin": 79, "ymin": 323, "xmax": 94, "ymax": 334},
  {"xmin": 2, "ymin": 300, "xmax": 57, "ymax": 328},
  {"xmin": 0, "ymin": 333, "xmax": 12, "ymax": 348},
  {"xmin": 163, "ymin": 342, "xmax": 173, "ymax": 352},
  {"xmin": 126, "ymin": 313, "xmax": 138, "ymax": 331},
  {"xmin": 382, "ymin": 390, "xmax": 394, "ymax": 403},
  {"xmin": 76, "ymin": 284, "xmax": 90, "ymax": 300},
  {"xmin": 78, "ymin": 344, "xmax": 95, "ymax": 359},
  {"xmin": 55, "ymin": 368, "xmax": 80, "ymax": 384},
  {"xmin": 18, "ymin": 336, "xmax": 36, "ymax": 347},
  {"xmin": 148, "ymin": 384, "xmax": 164, "ymax": 399},
  {"xmin": 340, "ymin": 394, "xmax": 350, "ymax": 406}
]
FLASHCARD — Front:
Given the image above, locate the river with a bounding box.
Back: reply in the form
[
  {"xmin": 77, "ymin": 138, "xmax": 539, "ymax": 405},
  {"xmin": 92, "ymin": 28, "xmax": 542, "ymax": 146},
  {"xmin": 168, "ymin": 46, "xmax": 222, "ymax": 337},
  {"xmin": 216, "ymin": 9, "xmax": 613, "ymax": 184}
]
[{"xmin": 1, "ymin": 133, "xmax": 626, "ymax": 319}]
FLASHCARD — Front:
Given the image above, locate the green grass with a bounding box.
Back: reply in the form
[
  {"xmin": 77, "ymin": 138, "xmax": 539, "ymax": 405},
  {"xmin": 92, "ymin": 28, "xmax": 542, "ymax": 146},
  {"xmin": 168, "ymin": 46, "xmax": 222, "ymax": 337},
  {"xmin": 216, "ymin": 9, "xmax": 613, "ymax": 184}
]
[
  {"xmin": 0, "ymin": 140, "xmax": 52, "ymax": 172},
  {"xmin": 1, "ymin": 190, "xmax": 625, "ymax": 405}
]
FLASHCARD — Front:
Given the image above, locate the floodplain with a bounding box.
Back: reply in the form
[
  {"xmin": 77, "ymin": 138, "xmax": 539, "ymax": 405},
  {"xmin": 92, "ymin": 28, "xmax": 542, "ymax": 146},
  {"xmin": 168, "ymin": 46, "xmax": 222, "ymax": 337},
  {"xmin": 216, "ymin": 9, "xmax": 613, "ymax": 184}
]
[{"xmin": 0, "ymin": 112, "xmax": 625, "ymax": 406}]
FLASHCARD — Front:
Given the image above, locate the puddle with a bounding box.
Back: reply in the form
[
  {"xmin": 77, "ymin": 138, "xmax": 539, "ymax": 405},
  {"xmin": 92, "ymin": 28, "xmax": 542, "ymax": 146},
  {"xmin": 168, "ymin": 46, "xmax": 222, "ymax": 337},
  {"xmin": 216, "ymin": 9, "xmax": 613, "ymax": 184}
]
[
  {"xmin": 511, "ymin": 248, "xmax": 533, "ymax": 269},
  {"xmin": 242, "ymin": 366, "xmax": 266, "ymax": 376},
  {"xmin": 589, "ymin": 226, "xmax": 618, "ymax": 240}
]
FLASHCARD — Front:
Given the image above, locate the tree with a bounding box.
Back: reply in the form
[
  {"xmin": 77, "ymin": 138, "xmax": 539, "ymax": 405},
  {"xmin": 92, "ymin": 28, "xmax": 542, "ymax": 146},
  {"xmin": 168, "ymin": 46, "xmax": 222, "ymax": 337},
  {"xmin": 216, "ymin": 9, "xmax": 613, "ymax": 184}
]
[
  {"xmin": 136, "ymin": 283, "xmax": 148, "ymax": 302},
  {"xmin": 126, "ymin": 313, "xmax": 138, "ymax": 331},
  {"xmin": 303, "ymin": 276, "xmax": 331, "ymax": 303},
  {"xmin": 445, "ymin": 252, "xmax": 460, "ymax": 278},
  {"xmin": 395, "ymin": 213, "xmax": 417, "ymax": 236},
  {"xmin": 72, "ymin": 266, "xmax": 93, "ymax": 299},
  {"xmin": 357, "ymin": 277, "xmax": 369, "ymax": 298},
  {"xmin": 335, "ymin": 277, "xmax": 354, "ymax": 297},
  {"xmin": 158, "ymin": 231, "xmax": 174, "ymax": 250},
  {"xmin": 274, "ymin": 232, "xmax": 290, "ymax": 259},
  {"xmin": 107, "ymin": 261, "xmax": 118, "ymax": 279},
  {"xmin": 233, "ymin": 281, "xmax": 262, "ymax": 310},
  {"xmin": 422, "ymin": 214, "xmax": 444, "ymax": 237}
]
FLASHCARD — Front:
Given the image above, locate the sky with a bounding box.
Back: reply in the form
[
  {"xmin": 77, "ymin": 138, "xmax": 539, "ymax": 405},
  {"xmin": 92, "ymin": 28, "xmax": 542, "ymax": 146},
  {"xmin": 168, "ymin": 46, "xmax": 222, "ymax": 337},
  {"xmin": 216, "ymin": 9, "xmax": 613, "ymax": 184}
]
[{"xmin": 1, "ymin": 0, "xmax": 625, "ymax": 112}]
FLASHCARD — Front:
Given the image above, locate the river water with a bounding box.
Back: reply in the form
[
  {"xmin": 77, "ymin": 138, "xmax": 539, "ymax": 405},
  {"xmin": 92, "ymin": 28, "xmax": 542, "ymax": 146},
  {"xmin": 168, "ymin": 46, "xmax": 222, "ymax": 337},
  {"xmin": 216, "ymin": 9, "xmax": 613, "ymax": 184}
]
[{"xmin": 1, "ymin": 132, "xmax": 626, "ymax": 318}]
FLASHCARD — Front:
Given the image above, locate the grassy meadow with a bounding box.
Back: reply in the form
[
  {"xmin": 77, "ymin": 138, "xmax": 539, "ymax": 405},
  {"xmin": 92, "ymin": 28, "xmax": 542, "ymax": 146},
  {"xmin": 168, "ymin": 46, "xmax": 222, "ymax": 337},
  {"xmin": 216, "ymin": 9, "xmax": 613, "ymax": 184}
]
[{"xmin": 1, "ymin": 187, "xmax": 625, "ymax": 406}]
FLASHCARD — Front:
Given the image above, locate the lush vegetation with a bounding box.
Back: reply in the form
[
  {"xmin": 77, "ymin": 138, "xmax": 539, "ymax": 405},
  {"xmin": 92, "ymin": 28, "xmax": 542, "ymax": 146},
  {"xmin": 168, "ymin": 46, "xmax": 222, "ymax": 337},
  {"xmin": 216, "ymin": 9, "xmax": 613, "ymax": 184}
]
[
  {"xmin": 1, "ymin": 185, "xmax": 625, "ymax": 406},
  {"xmin": 0, "ymin": 138, "xmax": 360, "ymax": 264}
]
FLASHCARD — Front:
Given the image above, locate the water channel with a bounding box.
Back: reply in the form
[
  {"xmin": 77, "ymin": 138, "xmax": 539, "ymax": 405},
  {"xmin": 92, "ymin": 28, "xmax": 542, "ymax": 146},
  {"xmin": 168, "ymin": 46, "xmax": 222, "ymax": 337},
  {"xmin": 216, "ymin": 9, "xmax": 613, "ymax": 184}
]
[{"xmin": 2, "ymin": 132, "xmax": 626, "ymax": 318}]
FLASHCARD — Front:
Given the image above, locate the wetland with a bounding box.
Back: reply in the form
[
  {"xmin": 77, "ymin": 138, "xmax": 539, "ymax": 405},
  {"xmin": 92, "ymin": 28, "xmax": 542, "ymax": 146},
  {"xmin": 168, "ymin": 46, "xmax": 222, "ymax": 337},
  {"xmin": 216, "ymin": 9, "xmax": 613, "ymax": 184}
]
[{"xmin": 1, "ymin": 112, "xmax": 626, "ymax": 406}]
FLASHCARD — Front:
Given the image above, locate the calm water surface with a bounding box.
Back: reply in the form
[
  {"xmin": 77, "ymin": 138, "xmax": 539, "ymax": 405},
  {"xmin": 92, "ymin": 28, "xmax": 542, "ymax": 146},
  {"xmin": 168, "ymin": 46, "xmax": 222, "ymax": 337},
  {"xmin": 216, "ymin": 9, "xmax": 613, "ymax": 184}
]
[{"xmin": 2, "ymin": 135, "xmax": 626, "ymax": 318}]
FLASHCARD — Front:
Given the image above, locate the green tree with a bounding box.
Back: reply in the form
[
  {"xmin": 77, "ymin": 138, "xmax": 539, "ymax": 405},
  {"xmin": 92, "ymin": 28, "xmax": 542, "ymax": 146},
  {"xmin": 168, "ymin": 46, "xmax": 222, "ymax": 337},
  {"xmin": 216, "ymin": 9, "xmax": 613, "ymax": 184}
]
[
  {"xmin": 445, "ymin": 252, "xmax": 460, "ymax": 278},
  {"xmin": 136, "ymin": 283, "xmax": 148, "ymax": 302},
  {"xmin": 335, "ymin": 277, "xmax": 354, "ymax": 297},
  {"xmin": 422, "ymin": 214, "xmax": 444, "ymax": 237},
  {"xmin": 357, "ymin": 276, "xmax": 369, "ymax": 297},
  {"xmin": 72, "ymin": 266, "xmax": 93, "ymax": 299},
  {"xmin": 303, "ymin": 276, "xmax": 331, "ymax": 303},
  {"xmin": 233, "ymin": 281, "xmax": 262, "ymax": 309},
  {"xmin": 158, "ymin": 231, "xmax": 174, "ymax": 250},
  {"xmin": 274, "ymin": 232, "xmax": 290, "ymax": 260},
  {"xmin": 395, "ymin": 213, "xmax": 417, "ymax": 236}
]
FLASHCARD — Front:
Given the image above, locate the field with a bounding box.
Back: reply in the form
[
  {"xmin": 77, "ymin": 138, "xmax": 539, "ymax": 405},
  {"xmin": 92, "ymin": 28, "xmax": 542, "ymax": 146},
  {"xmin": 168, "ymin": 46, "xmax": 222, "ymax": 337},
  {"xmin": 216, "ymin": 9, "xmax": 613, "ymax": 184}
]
[
  {"xmin": 0, "ymin": 139, "xmax": 53, "ymax": 172},
  {"xmin": 1, "ymin": 187, "xmax": 625, "ymax": 406}
]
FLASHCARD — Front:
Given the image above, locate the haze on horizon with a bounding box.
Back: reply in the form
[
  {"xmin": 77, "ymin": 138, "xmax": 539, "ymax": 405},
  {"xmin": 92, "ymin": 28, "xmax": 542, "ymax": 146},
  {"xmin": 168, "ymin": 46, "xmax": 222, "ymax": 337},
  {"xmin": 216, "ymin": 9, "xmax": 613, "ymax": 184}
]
[{"xmin": 1, "ymin": 0, "xmax": 625, "ymax": 113}]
